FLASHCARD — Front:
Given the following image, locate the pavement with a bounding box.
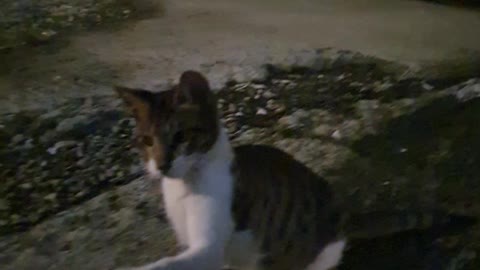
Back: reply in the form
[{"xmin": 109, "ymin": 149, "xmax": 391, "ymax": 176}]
[{"xmin": 1, "ymin": 0, "xmax": 480, "ymax": 112}]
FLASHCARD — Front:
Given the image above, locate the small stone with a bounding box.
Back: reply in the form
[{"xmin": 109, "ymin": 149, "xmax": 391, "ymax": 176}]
[
  {"xmin": 336, "ymin": 74, "xmax": 346, "ymax": 81},
  {"xmin": 251, "ymin": 84, "xmax": 266, "ymax": 90},
  {"xmin": 274, "ymin": 104, "xmax": 286, "ymax": 114},
  {"xmin": 337, "ymin": 119, "xmax": 362, "ymax": 140},
  {"xmin": 234, "ymin": 83, "xmax": 249, "ymax": 92},
  {"xmin": 11, "ymin": 134, "xmax": 25, "ymax": 145},
  {"xmin": 266, "ymin": 100, "xmax": 278, "ymax": 110},
  {"xmin": 40, "ymin": 109, "xmax": 62, "ymax": 120},
  {"xmin": 227, "ymin": 123, "xmax": 238, "ymax": 133},
  {"xmin": 44, "ymin": 193, "xmax": 57, "ymax": 202},
  {"xmin": 256, "ymin": 108, "xmax": 267, "ymax": 115},
  {"xmin": 277, "ymin": 112, "xmax": 304, "ymax": 130},
  {"xmin": 228, "ymin": 104, "xmax": 236, "ymax": 113},
  {"xmin": 47, "ymin": 140, "xmax": 77, "ymax": 155},
  {"xmin": 273, "ymin": 79, "xmax": 292, "ymax": 85},
  {"xmin": 74, "ymin": 191, "xmax": 86, "ymax": 198},
  {"xmin": 349, "ymin": 82, "xmax": 363, "ymax": 87},
  {"xmin": 312, "ymin": 125, "xmax": 331, "ymax": 137},
  {"xmin": 76, "ymin": 158, "xmax": 87, "ymax": 167},
  {"xmin": 23, "ymin": 139, "xmax": 34, "ymax": 149},
  {"xmin": 262, "ymin": 90, "xmax": 276, "ymax": 99},
  {"xmin": 112, "ymin": 126, "xmax": 120, "ymax": 133},
  {"xmin": 56, "ymin": 115, "xmax": 89, "ymax": 133},
  {"xmin": 422, "ymin": 82, "xmax": 433, "ymax": 91},
  {"xmin": 292, "ymin": 109, "xmax": 309, "ymax": 119},
  {"xmin": 224, "ymin": 116, "xmax": 235, "ymax": 124},
  {"xmin": 20, "ymin": 183, "xmax": 33, "ymax": 190},
  {"xmin": 373, "ymin": 81, "xmax": 393, "ymax": 92},
  {"xmin": 455, "ymin": 82, "xmax": 480, "ymax": 101},
  {"xmin": 331, "ymin": 130, "xmax": 342, "ymax": 140}
]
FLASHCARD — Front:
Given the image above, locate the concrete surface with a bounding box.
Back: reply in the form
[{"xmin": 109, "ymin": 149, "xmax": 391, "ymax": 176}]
[{"xmin": 1, "ymin": 0, "xmax": 480, "ymax": 112}]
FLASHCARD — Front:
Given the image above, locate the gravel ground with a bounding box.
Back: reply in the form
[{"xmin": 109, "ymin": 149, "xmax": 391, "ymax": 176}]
[
  {"xmin": 0, "ymin": 0, "xmax": 161, "ymax": 49},
  {"xmin": 1, "ymin": 58, "xmax": 480, "ymax": 269}
]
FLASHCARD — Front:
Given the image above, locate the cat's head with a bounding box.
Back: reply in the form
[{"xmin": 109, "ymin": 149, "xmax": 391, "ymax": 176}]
[{"xmin": 115, "ymin": 70, "xmax": 219, "ymax": 178}]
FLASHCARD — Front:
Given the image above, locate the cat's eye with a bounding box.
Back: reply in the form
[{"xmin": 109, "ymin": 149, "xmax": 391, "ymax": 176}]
[{"xmin": 140, "ymin": 136, "xmax": 154, "ymax": 146}]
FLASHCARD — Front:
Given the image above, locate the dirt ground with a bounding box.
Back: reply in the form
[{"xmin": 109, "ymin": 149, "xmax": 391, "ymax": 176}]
[
  {"xmin": 1, "ymin": 1, "xmax": 480, "ymax": 270},
  {"xmin": 1, "ymin": 0, "xmax": 480, "ymax": 113}
]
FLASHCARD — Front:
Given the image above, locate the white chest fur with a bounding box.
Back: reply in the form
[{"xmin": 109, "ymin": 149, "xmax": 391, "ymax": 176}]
[{"xmin": 160, "ymin": 128, "xmax": 235, "ymax": 251}]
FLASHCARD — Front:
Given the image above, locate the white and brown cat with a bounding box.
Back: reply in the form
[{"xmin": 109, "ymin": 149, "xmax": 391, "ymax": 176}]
[
  {"xmin": 115, "ymin": 70, "xmax": 344, "ymax": 270},
  {"xmin": 114, "ymin": 71, "xmax": 476, "ymax": 270}
]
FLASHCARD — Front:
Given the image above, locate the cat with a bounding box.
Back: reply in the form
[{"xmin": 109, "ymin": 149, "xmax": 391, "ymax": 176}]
[{"xmin": 114, "ymin": 70, "xmax": 476, "ymax": 270}]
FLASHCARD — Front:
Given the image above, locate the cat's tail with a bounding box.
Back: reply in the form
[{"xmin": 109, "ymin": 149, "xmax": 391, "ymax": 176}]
[{"xmin": 339, "ymin": 209, "xmax": 477, "ymax": 239}]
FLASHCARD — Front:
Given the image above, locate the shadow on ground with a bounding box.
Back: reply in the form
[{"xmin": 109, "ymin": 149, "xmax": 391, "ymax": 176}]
[{"xmin": 334, "ymin": 96, "xmax": 480, "ymax": 269}]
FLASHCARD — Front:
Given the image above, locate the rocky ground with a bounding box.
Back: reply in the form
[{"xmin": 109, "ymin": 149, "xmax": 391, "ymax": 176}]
[
  {"xmin": 1, "ymin": 55, "xmax": 480, "ymax": 269},
  {"xmin": 0, "ymin": 0, "xmax": 162, "ymax": 50}
]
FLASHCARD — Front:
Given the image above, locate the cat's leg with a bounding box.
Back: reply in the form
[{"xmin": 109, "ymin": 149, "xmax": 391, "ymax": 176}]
[
  {"xmin": 305, "ymin": 239, "xmax": 346, "ymax": 270},
  {"xmin": 138, "ymin": 193, "xmax": 233, "ymax": 270}
]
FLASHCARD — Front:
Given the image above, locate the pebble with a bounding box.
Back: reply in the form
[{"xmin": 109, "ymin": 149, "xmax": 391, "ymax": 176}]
[
  {"xmin": 251, "ymin": 84, "xmax": 266, "ymax": 90},
  {"xmin": 256, "ymin": 108, "xmax": 267, "ymax": 115},
  {"xmin": 278, "ymin": 114, "xmax": 303, "ymax": 130},
  {"xmin": 373, "ymin": 81, "xmax": 393, "ymax": 92},
  {"xmin": 44, "ymin": 193, "xmax": 57, "ymax": 202},
  {"xmin": 233, "ymin": 83, "xmax": 249, "ymax": 92},
  {"xmin": 11, "ymin": 134, "xmax": 25, "ymax": 145},
  {"xmin": 228, "ymin": 104, "xmax": 237, "ymax": 113},
  {"xmin": 272, "ymin": 79, "xmax": 292, "ymax": 85},
  {"xmin": 20, "ymin": 183, "xmax": 33, "ymax": 190},
  {"xmin": 266, "ymin": 100, "xmax": 276, "ymax": 110},
  {"xmin": 56, "ymin": 115, "xmax": 89, "ymax": 133},
  {"xmin": 455, "ymin": 81, "xmax": 480, "ymax": 101},
  {"xmin": 262, "ymin": 90, "xmax": 276, "ymax": 99},
  {"xmin": 47, "ymin": 140, "xmax": 77, "ymax": 155},
  {"xmin": 312, "ymin": 125, "xmax": 332, "ymax": 137},
  {"xmin": 274, "ymin": 104, "xmax": 286, "ymax": 114},
  {"xmin": 422, "ymin": 82, "xmax": 434, "ymax": 91},
  {"xmin": 331, "ymin": 130, "xmax": 342, "ymax": 140},
  {"xmin": 349, "ymin": 82, "xmax": 363, "ymax": 87},
  {"xmin": 336, "ymin": 74, "xmax": 346, "ymax": 81}
]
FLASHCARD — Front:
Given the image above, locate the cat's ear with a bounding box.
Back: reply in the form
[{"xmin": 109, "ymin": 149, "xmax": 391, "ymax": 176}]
[
  {"xmin": 114, "ymin": 85, "xmax": 154, "ymax": 122},
  {"xmin": 172, "ymin": 70, "xmax": 210, "ymax": 106}
]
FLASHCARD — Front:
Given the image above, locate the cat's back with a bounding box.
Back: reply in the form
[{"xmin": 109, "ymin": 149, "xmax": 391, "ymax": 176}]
[{"xmin": 231, "ymin": 144, "xmax": 341, "ymax": 270}]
